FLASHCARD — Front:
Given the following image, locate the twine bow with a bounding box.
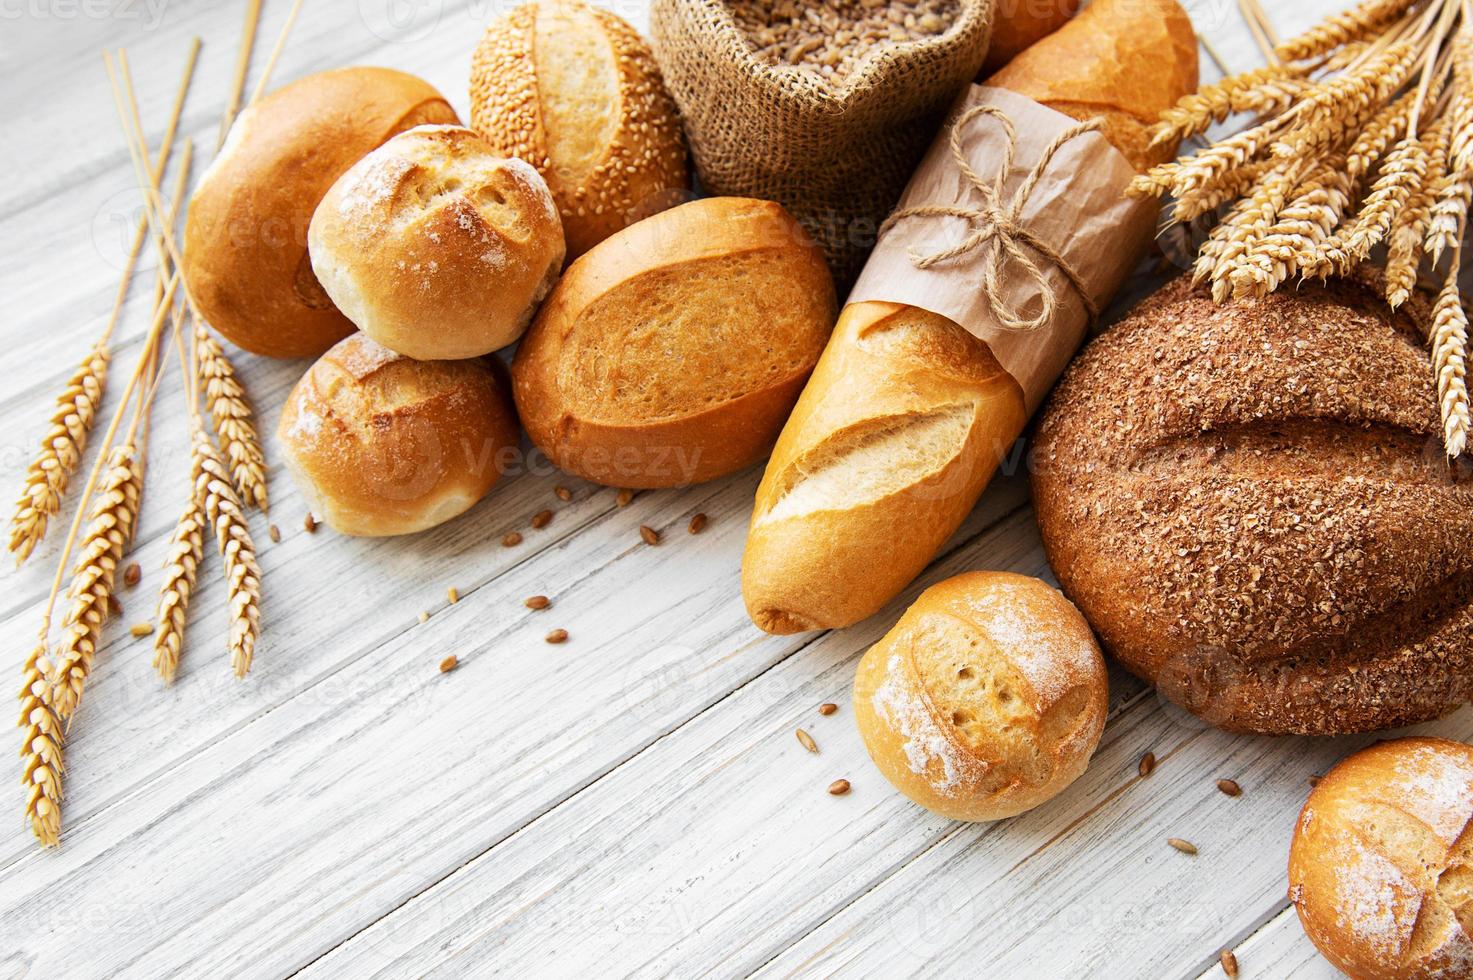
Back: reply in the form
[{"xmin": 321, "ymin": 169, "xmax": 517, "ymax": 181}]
[{"xmin": 878, "ymin": 104, "xmax": 1105, "ymax": 332}]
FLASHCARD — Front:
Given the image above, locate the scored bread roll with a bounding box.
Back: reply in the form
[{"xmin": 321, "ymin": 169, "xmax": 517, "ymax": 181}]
[
  {"xmin": 744, "ymin": 303, "xmax": 1026, "ymax": 634},
  {"xmin": 309, "ymin": 125, "xmax": 565, "ymax": 361},
  {"xmin": 511, "ymin": 197, "xmax": 836, "ymax": 488},
  {"xmin": 278, "ymin": 334, "xmax": 519, "ymax": 537},
  {"xmin": 741, "ymin": 0, "xmax": 1197, "ymax": 635},
  {"xmin": 854, "ymin": 572, "xmax": 1108, "ymax": 822},
  {"xmin": 981, "ymin": 0, "xmax": 1080, "ymax": 74},
  {"xmin": 1289, "ymin": 738, "xmax": 1473, "ymax": 979},
  {"xmin": 470, "ymin": 0, "xmax": 689, "ymax": 259},
  {"xmin": 185, "ymin": 68, "xmax": 459, "ymax": 358}
]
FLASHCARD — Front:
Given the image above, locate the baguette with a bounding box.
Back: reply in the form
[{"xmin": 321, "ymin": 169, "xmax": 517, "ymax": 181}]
[{"xmin": 741, "ymin": 0, "xmax": 1197, "ymax": 635}]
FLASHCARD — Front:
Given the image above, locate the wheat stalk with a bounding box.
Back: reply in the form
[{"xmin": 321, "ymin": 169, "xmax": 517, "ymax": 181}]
[
  {"xmin": 153, "ymin": 454, "xmax": 206, "ymax": 687},
  {"xmin": 1277, "ymin": 0, "xmax": 1421, "ymax": 61},
  {"xmin": 1150, "ymin": 66, "xmax": 1307, "ymax": 149},
  {"xmin": 196, "ymin": 320, "xmax": 268, "ymax": 512},
  {"xmin": 1133, "ymin": 116, "xmax": 1286, "ymax": 201},
  {"xmin": 1426, "ymin": 166, "xmax": 1473, "ymax": 260},
  {"xmin": 1341, "ymin": 131, "xmax": 1434, "ymax": 264},
  {"xmin": 1387, "ymin": 124, "xmax": 1452, "ymax": 306},
  {"xmin": 1274, "ymin": 40, "xmax": 1421, "ymax": 160},
  {"xmin": 1199, "ymin": 160, "xmax": 1308, "ymax": 301},
  {"xmin": 1431, "ymin": 255, "xmax": 1472, "ymax": 456},
  {"xmin": 1232, "ymin": 156, "xmax": 1354, "ymax": 297},
  {"xmin": 1170, "ymin": 159, "xmax": 1277, "ymax": 223},
  {"xmin": 194, "ymin": 431, "xmax": 260, "ymax": 678},
  {"xmin": 18, "ymin": 644, "xmax": 65, "ymax": 848},
  {"xmin": 50, "ymin": 444, "xmax": 143, "ymax": 719},
  {"xmin": 8, "ymin": 344, "xmax": 110, "ymax": 564}
]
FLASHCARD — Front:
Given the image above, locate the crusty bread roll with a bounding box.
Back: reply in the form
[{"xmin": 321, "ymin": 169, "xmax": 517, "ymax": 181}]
[
  {"xmin": 470, "ymin": 0, "xmax": 689, "ymax": 260},
  {"xmin": 986, "ymin": 0, "xmax": 1199, "ymax": 170},
  {"xmin": 1032, "ymin": 275, "xmax": 1473, "ymax": 736},
  {"xmin": 855, "ymin": 572, "xmax": 1108, "ymax": 822},
  {"xmin": 511, "ymin": 197, "xmax": 835, "ymax": 488},
  {"xmin": 741, "ymin": 0, "xmax": 1197, "ymax": 635},
  {"xmin": 309, "ymin": 126, "xmax": 565, "ymax": 361},
  {"xmin": 744, "ymin": 303, "xmax": 1027, "ymax": 634},
  {"xmin": 1290, "ymin": 738, "xmax": 1473, "ymax": 980},
  {"xmin": 185, "ymin": 68, "xmax": 459, "ymax": 358},
  {"xmin": 278, "ymin": 334, "xmax": 518, "ymax": 536},
  {"xmin": 981, "ymin": 0, "xmax": 1080, "ymax": 74}
]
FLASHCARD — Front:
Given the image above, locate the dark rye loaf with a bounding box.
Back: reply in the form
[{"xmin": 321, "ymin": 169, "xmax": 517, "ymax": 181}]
[{"xmin": 1032, "ymin": 275, "xmax": 1473, "ymax": 735}]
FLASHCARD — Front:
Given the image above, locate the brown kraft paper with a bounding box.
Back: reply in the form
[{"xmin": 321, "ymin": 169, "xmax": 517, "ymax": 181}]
[{"xmin": 848, "ymin": 84, "xmax": 1158, "ymax": 414}]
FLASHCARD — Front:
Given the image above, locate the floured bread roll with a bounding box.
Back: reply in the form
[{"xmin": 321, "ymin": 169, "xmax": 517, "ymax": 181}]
[
  {"xmin": 309, "ymin": 125, "xmax": 565, "ymax": 360},
  {"xmin": 1290, "ymin": 737, "xmax": 1473, "ymax": 980},
  {"xmin": 278, "ymin": 333, "xmax": 519, "ymax": 536},
  {"xmin": 854, "ymin": 571, "xmax": 1108, "ymax": 821}
]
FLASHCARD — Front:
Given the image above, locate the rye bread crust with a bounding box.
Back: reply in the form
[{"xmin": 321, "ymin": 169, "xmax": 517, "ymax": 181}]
[{"xmin": 1032, "ymin": 274, "xmax": 1473, "ymax": 735}]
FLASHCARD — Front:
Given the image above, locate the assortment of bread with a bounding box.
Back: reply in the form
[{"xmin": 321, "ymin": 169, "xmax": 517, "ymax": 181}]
[
  {"xmin": 309, "ymin": 125, "xmax": 566, "ymax": 360},
  {"xmin": 855, "ymin": 572, "xmax": 1107, "ymax": 821},
  {"xmin": 184, "ymin": 67, "xmax": 459, "ymax": 358},
  {"xmin": 1290, "ymin": 738, "xmax": 1473, "ymax": 979},
  {"xmin": 56, "ymin": 0, "xmax": 1473, "ymax": 969},
  {"xmin": 511, "ymin": 197, "xmax": 835, "ymax": 488}
]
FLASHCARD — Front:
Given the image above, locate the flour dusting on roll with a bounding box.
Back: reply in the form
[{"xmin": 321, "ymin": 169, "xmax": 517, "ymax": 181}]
[
  {"xmin": 278, "ymin": 334, "xmax": 519, "ymax": 537},
  {"xmin": 310, "ymin": 125, "xmax": 565, "ymax": 361},
  {"xmin": 855, "ymin": 571, "xmax": 1108, "ymax": 822}
]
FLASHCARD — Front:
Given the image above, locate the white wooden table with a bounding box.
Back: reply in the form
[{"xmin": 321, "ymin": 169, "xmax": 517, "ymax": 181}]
[{"xmin": 2, "ymin": 1, "xmax": 1466, "ymax": 977}]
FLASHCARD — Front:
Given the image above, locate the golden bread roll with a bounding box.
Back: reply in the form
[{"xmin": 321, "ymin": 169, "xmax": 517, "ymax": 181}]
[
  {"xmin": 185, "ymin": 68, "xmax": 459, "ymax": 358},
  {"xmin": 309, "ymin": 125, "xmax": 565, "ymax": 361},
  {"xmin": 854, "ymin": 572, "xmax": 1108, "ymax": 822},
  {"xmin": 986, "ymin": 0, "xmax": 1199, "ymax": 170},
  {"xmin": 511, "ymin": 197, "xmax": 836, "ymax": 488},
  {"xmin": 981, "ymin": 0, "xmax": 1080, "ymax": 74},
  {"xmin": 278, "ymin": 334, "xmax": 518, "ymax": 536},
  {"xmin": 1290, "ymin": 738, "xmax": 1473, "ymax": 979},
  {"xmin": 740, "ymin": 0, "xmax": 1197, "ymax": 636},
  {"xmin": 743, "ymin": 303, "xmax": 1026, "ymax": 635},
  {"xmin": 469, "ymin": 0, "xmax": 689, "ymax": 259}
]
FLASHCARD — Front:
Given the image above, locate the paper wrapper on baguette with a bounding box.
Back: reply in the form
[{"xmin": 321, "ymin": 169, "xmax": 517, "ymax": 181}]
[{"xmin": 741, "ymin": 0, "xmax": 1197, "ymax": 635}]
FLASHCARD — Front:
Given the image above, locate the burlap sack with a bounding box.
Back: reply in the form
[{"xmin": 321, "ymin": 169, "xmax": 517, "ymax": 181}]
[{"xmin": 650, "ymin": 0, "xmax": 995, "ymax": 287}]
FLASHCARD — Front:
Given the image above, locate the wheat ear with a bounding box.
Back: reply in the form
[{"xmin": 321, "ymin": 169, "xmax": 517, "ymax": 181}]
[
  {"xmin": 1431, "ymin": 257, "xmax": 1471, "ymax": 457},
  {"xmin": 1387, "ymin": 123, "xmax": 1451, "ymax": 307},
  {"xmin": 18, "ymin": 644, "xmax": 65, "ymax": 848},
  {"xmin": 194, "ymin": 432, "xmax": 260, "ymax": 678},
  {"xmin": 1150, "ymin": 66, "xmax": 1306, "ymax": 149},
  {"xmin": 1200, "ymin": 160, "xmax": 1306, "ymax": 302},
  {"xmin": 50, "ymin": 444, "xmax": 144, "ymax": 719},
  {"xmin": 1340, "ymin": 131, "xmax": 1433, "ymax": 264},
  {"xmin": 195, "ymin": 320, "xmax": 268, "ymax": 512},
  {"xmin": 153, "ymin": 325, "xmax": 207, "ymax": 685},
  {"xmin": 1133, "ymin": 116, "xmax": 1285, "ymax": 202},
  {"xmin": 1276, "ymin": 0, "xmax": 1420, "ymax": 61},
  {"xmin": 1426, "ymin": 166, "xmax": 1472, "ymax": 262},
  {"xmin": 1232, "ymin": 156, "xmax": 1354, "ymax": 298},
  {"xmin": 8, "ymin": 344, "xmax": 110, "ymax": 564},
  {"xmin": 1170, "ymin": 159, "xmax": 1277, "ymax": 223}
]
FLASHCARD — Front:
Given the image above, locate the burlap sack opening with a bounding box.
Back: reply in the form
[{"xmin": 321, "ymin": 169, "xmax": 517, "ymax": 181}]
[{"xmin": 650, "ymin": 0, "xmax": 995, "ymax": 287}]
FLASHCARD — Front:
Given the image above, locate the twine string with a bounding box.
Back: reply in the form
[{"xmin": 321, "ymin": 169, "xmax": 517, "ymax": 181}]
[{"xmin": 878, "ymin": 104, "xmax": 1105, "ymax": 332}]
